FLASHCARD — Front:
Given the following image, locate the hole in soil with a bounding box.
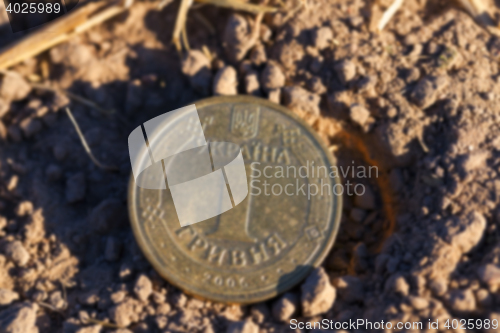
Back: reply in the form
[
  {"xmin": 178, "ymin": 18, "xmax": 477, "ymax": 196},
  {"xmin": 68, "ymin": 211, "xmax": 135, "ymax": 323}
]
[{"xmin": 326, "ymin": 130, "xmax": 396, "ymax": 277}]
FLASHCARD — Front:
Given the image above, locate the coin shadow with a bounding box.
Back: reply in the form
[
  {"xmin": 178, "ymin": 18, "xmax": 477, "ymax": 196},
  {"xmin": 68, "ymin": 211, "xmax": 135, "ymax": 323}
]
[{"xmin": 275, "ymin": 264, "xmax": 312, "ymax": 295}]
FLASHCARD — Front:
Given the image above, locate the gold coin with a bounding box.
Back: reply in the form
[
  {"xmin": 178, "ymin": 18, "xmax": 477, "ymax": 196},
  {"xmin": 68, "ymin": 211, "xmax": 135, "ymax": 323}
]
[{"xmin": 128, "ymin": 95, "xmax": 342, "ymax": 303}]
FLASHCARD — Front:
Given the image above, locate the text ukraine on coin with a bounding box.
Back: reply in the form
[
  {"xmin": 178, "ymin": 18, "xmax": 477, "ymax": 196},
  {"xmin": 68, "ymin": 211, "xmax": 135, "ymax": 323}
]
[{"xmin": 128, "ymin": 96, "xmax": 342, "ymax": 303}]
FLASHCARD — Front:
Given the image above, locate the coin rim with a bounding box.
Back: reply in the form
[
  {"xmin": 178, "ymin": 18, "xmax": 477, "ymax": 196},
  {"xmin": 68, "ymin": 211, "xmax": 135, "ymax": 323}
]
[{"xmin": 128, "ymin": 95, "xmax": 343, "ymax": 304}]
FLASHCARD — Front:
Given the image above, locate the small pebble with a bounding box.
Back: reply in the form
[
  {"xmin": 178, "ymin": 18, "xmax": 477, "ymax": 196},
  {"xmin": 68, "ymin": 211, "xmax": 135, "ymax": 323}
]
[
  {"xmin": 272, "ymin": 292, "xmax": 298, "ymax": 321},
  {"xmin": 408, "ymin": 295, "xmax": 429, "ymax": 310},
  {"xmin": 307, "ymin": 77, "xmax": 327, "ymax": 95},
  {"xmin": 0, "ymin": 72, "xmax": 32, "ymax": 102},
  {"xmin": 0, "ymin": 289, "xmax": 19, "ymax": 306},
  {"xmin": 282, "ymin": 86, "xmax": 321, "ymax": 116},
  {"xmin": 152, "ymin": 291, "xmax": 166, "ymax": 304},
  {"xmin": 313, "ymin": 27, "xmax": 333, "ymax": 50},
  {"xmin": 108, "ymin": 299, "xmax": 139, "ymax": 328},
  {"xmin": 134, "ymin": 274, "xmax": 153, "ymax": 302},
  {"xmin": 260, "ymin": 62, "xmax": 285, "ymax": 91},
  {"xmin": 334, "ymin": 59, "xmax": 356, "ymax": 85},
  {"xmin": 223, "ymin": 14, "xmax": 254, "ymax": 62},
  {"xmin": 156, "ymin": 303, "xmax": 171, "ymax": 316},
  {"xmin": 445, "ymin": 289, "xmax": 476, "ymax": 313},
  {"xmin": 15, "ymin": 201, "xmax": 33, "ymax": 217},
  {"xmin": 213, "ymin": 66, "xmax": 238, "ymax": 96},
  {"xmin": 385, "ymin": 274, "xmax": 409, "ymax": 296},
  {"xmin": 119, "ymin": 262, "xmax": 133, "ymax": 280},
  {"xmin": 4, "ymin": 240, "xmax": 30, "ymax": 266},
  {"xmin": 49, "ymin": 291, "xmax": 66, "ymax": 310},
  {"xmin": 155, "ymin": 315, "xmax": 168, "ymax": 329},
  {"xmin": 429, "ymin": 278, "xmax": 448, "ymax": 296},
  {"xmin": 477, "ymin": 264, "xmax": 500, "ymax": 291},
  {"xmin": 0, "ymin": 302, "xmax": 38, "ymax": 333},
  {"xmin": 410, "ymin": 75, "xmax": 449, "ymax": 108},
  {"xmin": 244, "ymin": 71, "xmax": 260, "ymax": 96},
  {"xmin": 349, "ymin": 104, "xmax": 370, "ymax": 127},
  {"xmin": 268, "ymin": 89, "xmax": 281, "ymax": 104},
  {"xmin": 348, "ymin": 16, "xmax": 364, "ymax": 29},
  {"xmin": 6, "ymin": 175, "xmax": 19, "ymax": 192},
  {"xmin": 250, "ymin": 43, "xmax": 267, "ymax": 66},
  {"xmin": 301, "ymin": 267, "xmax": 336, "ymax": 317}
]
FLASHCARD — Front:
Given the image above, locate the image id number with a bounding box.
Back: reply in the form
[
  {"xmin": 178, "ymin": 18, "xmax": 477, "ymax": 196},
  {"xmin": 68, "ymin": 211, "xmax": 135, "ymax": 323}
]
[{"xmin": 6, "ymin": 2, "xmax": 61, "ymax": 14}]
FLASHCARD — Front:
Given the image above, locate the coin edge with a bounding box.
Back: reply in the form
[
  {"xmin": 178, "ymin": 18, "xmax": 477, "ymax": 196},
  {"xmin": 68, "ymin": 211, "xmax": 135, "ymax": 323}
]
[{"xmin": 127, "ymin": 95, "xmax": 343, "ymax": 304}]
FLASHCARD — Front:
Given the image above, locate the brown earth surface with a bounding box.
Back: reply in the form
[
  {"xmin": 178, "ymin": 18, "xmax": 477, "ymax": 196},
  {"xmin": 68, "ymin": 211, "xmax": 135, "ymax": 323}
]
[{"xmin": 1, "ymin": 0, "xmax": 500, "ymax": 332}]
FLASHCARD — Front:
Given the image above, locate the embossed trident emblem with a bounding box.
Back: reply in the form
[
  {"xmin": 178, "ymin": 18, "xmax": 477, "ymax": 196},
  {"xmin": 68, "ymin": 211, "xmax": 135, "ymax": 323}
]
[{"xmin": 230, "ymin": 105, "xmax": 260, "ymax": 139}]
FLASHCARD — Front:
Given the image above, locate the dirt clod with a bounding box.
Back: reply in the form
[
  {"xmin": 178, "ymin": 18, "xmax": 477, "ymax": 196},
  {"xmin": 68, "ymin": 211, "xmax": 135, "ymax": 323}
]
[
  {"xmin": 349, "ymin": 104, "xmax": 370, "ymax": 127},
  {"xmin": 334, "ymin": 59, "xmax": 356, "ymax": 85},
  {"xmin": 267, "ymin": 89, "xmax": 280, "ymax": 104},
  {"xmin": 250, "ymin": 43, "xmax": 267, "ymax": 66},
  {"xmin": 477, "ymin": 264, "xmax": 500, "ymax": 291},
  {"xmin": 260, "ymin": 62, "xmax": 285, "ymax": 91},
  {"xmin": 301, "ymin": 267, "xmax": 336, "ymax": 317},
  {"xmin": 3, "ymin": 240, "xmax": 30, "ymax": 267},
  {"xmin": 49, "ymin": 290, "xmax": 66, "ymax": 310},
  {"xmin": 108, "ymin": 298, "xmax": 140, "ymax": 328},
  {"xmin": 223, "ymin": 14, "xmax": 256, "ymax": 62},
  {"xmin": 271, "ymin": 292, "xmax": 298, "ymax": 322},
  {"xmin": 213, "ymin": 66, "xmax": 238, "ymax": 96},
  {"xmin": 133, "ymin": 274, "xmax": 153, "ymax": 302},
  {"xmin": 15, "ymin": 201, "xmax": 33, "ymax": 217},
  {"xmin": 282, "ymin": 86, "xmax": 320, "ymax": 116},
  {"xmin": 410, "ymin": 75, "xmax": 449, "ymax": 108},
  {"xmin": 0, "ymin": 72, "xmax": 31, "ymax": 102},
  {"xmin": 445, "ymin": 288, "xmax": 476, "ymax": 313},
  {"xmin": 408, "ymin": 295, "xmax": 429, "ymax": 311},
  {"xmin": 313, "ymin": 26, "xmax": 334, "ymax": 50},
  {"xmin": 0, "ymin": 302, "xmax": 38, "ymax": 333},
  {"xmin": 444, "ymin": 211, "xmax": 486, "ymax": 254},
  {"xmin": 0, "ymin": 289, "xmax": 19, "ymax": 306},
  {"xmin": 385, "ymin": 274, "xmax": 409, "ymax": 296},
  {"xmin": 244, "ymin": 71, "xmax": 260, "ymax": 96}
]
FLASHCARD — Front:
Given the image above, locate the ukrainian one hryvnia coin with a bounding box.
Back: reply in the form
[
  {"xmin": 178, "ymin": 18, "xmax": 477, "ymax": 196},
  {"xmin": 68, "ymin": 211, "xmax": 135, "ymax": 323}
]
[{"xmin": 128, "ymin": 95, "xmax": 342, "ymax": 304}]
